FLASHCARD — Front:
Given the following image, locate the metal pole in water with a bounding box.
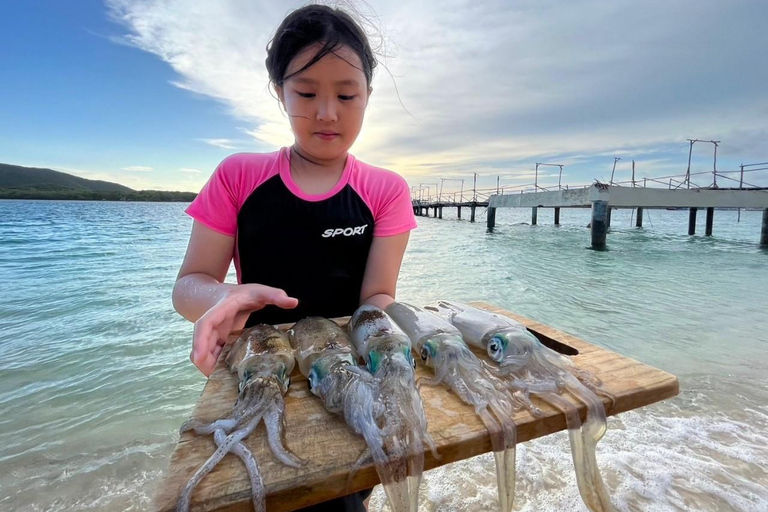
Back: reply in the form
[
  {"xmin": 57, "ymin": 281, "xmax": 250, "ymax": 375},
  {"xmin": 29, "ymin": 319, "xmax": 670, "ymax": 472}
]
[
  {"xmin": 706, "ymin": 207, "xmax": 714, "ymax": 236},
  {"xmin": 470, "ymin": 205, "xmax": 476, "ymax": 223},
  {"xmin": 761, "ymin": 209, "xmax": 768, "ymax": 247},
  {"xmin": 636, "ymin": 207, "xmax": 643, "ymax": 227},
  {"xmin": 606, "ymin": 207, "xmax": 612, "ymax": 228},
  {"xmin": 487, "ymin": 207, "xmax": 496, "ymax": 230},
  {"xmin": 689, "ymin": 208, "xmax": 697, "ymax": 235},
  {"xmin": 457, "ymin": 206, "xmax": 462, "ymax": 219},
  {"xmin": 554, "ymin": 207, "xmax": 561, "ymax": 225},
  {"xmin": 591, "ymin": 200, "xmax": 608, "ymax": 250},
  {"xmin": 531, "ymin": 207, "xmax": 538, "ymax": 225}
]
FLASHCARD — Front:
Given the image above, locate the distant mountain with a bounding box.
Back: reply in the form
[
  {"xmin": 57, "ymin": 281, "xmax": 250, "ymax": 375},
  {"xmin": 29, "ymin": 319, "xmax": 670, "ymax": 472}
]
[
  {"xmin": 0, "ymin": 163, "xmax": 196, "ymax": 202},
  {"xmin": 0, "ymin": 163, "xmax": 135, "ymax": 192}
]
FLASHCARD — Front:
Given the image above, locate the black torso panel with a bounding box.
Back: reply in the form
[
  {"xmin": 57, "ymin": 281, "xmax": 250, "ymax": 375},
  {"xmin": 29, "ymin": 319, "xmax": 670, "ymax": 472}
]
[{"xmin": 237, "ymin": 175, "xmax": 374, "ymax": 326}]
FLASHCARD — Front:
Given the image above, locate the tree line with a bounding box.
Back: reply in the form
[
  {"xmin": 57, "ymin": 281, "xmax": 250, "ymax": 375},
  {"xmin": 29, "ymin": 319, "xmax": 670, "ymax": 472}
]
[{"xmin": 0, "ymin": 188, "xmax": 197, "ymax": 202}]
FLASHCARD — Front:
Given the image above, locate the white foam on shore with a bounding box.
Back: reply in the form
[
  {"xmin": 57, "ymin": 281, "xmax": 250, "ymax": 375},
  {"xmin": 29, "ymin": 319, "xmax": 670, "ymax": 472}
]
[{"xmin": 369, "ymin": 403, "xmax": 768, "ymax": 512}]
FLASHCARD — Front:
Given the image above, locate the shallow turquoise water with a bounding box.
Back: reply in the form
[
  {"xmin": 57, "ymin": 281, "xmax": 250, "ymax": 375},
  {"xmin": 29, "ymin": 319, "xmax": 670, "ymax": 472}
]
[{"xmin": 0, "ymin": 200, "xmax": 766, "ymax": 511}]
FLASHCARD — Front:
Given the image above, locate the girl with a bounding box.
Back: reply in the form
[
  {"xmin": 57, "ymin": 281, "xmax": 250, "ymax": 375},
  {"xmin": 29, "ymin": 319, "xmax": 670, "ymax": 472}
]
[{"xmin": 172, "ymin": 4, "xmax": 416, "ymax": 511}]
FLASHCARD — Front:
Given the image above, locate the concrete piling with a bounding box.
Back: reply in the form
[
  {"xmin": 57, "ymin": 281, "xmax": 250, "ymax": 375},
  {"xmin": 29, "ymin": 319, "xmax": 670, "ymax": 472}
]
[
  {"xmin": 706, "ymin": 207, "xmax": 714, "ymax": 236},
  {"xmin": 761, "ymin": 209, "xmax": 768, "ymax": 247},
  {"xmin": 591, "ymin": 200, "xmax": 608, "ymax": 250},
  {"xmin": 688, "ymin": 208, "xmax": 697, "ymax": 235},
  {"xmin": 554, "ymin": 207, "xmax": 560, "ymax": 225},
  {"xmin": 636, "ymin": 207, "xmax": 643, "ymax": 227},
  {"xmin": 470, "ymin": 205, "xmax": 476, "ymax": 223},
  {"xmin": 487, "ymin": 207, "xmax": 496, "ymax": 230},
  {"xmin": 531, "ymin": 207, "xmax": 538, "ymax": 226}
]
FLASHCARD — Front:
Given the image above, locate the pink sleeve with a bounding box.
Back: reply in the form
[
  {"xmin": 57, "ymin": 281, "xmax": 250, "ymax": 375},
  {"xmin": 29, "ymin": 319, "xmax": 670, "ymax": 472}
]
[
  {"xmin": 353, "ymin": 164, "xmax": 417, "ymax": 237},
  {"xmin": 185, "ymin": 157, "xmax": 242, "ymax": 236},
  {"xmin": 374, "ymin": 173, "xmax": 417, "ymax": 236}
]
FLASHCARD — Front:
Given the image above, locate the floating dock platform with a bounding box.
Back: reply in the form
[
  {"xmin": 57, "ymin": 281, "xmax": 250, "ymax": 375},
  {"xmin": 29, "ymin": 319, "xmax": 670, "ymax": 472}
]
[{"xmin": 153, "ymin": 303, "xmax": 679, "ymax": 512}]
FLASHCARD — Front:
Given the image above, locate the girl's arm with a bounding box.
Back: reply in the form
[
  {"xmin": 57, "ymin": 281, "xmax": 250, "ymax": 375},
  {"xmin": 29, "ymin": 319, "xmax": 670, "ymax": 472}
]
[
  {"xmin": 359, "ymin": 231, "xmax": 410, "ymax": 309},
  {"xmin": 173, "ymin": 221, "xmax": 298, "ymax": 376}
]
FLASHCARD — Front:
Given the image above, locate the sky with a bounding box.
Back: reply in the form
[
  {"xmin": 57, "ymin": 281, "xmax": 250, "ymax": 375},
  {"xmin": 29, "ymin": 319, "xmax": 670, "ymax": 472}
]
[{"xmin": 1, "ymin": 0, "xmax": 767, "ymax": 193}]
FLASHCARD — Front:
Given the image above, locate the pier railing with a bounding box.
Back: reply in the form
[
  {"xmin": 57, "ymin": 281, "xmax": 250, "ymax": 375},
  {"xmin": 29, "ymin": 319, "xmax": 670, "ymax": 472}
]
[{"xmin": 412, "ymin": 162, "xmax": 768, "ymax": 204}]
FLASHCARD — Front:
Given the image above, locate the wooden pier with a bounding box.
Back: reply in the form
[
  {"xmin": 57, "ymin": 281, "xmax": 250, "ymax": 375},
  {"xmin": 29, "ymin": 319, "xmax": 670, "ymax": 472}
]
[
  {"xmin": 153, "ymin": 303, "xmax": 678, "ymax": 512},
  {"xmin": 412, "ymin": 200, "xmax": 489, "ymax": 222},
  {"xmin": 414, "ymin": 185, "xmax": 768, "ymax": 250}
]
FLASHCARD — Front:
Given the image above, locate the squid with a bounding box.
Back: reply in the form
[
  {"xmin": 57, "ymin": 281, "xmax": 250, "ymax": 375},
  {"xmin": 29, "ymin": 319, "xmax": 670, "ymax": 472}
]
[
  {"xmin": 288, "ymin": 317, "xmax": 396, "ymax": 497},
  {"xmin": 425, "ymin": 301, "xmax": 617, "ymax": 512},
  {"xmin": 386, "ymin": 301, "xmax": 518, "ymax": 512},
  {"xmin": 348, "ymin": 305, "xmax": 438, "ymax": 512},
  {"xmin": 177, "ymin": 325, "xmax": 305, "ymax": 512}
]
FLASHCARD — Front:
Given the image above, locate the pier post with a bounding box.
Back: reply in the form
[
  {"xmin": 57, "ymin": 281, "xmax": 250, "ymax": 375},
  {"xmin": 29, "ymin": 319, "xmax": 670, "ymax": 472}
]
[
  {"xmin": 438, "ymin": 206, "xmax": 443, "ymax": 219},
  {"xmin": 688, "ymin": 208, "xmax": 697, "ymax": 235},
  {"xmin": 761, "ymin": 209, "xmax": 768, "ymax": 247},
  {"xmin": 554, "ymin": 207, "xmax": 560, "ymax": 225},
  {"xmin": 470, "ymin": 205, "xmax": 476, "ymax": 223},
  {"xmin": 606, "ymin": 207, "xmax": 612, "ymax": 228},
  {"xmin": 487, "ymin": 207, "xmax": 496, "ymax": 230},
  {"xmin": 636, "ymin": 207, "xmax": 643, "ymax": 227},
  {"xmin": 706, "ymin": 207, "xmax": 714, "ymax": 236},
  {"xmin": 591, "ymin": 200, "xmax": 608, "ymax": 250},
  {"xmin": 457, "ymin": 206, "xmax": 462, "ymax": 219},
  {"xmin": 531, "ymin": 207, "xmax": 538, "ymax": 225}
]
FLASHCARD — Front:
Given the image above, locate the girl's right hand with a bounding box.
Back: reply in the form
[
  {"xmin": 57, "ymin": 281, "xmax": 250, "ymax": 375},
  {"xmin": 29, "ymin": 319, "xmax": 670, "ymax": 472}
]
[{"xmin": 190, "ymin": 284, "xmax": 298, "ymax": 376}]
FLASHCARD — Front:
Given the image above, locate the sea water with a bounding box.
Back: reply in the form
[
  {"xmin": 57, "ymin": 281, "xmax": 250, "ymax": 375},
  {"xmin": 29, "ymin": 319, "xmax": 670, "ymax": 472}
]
[{"xmin": 0, "ymin": 200, "xmax": 766, "ymax": 511}]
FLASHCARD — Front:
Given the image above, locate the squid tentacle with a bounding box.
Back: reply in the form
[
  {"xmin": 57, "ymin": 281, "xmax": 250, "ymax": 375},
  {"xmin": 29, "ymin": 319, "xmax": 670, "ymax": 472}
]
[
  {"xmin": 540, "ymin": 392, "xmax": 615, "ymax": 512},
  {"xmin": 176, "ymin": 412, "xmax": 264, "ymax": 512},
  {"xmin": 179, "ymin": 416, "xmax": 240, "ymax": 436},
  {"xmin": 212, "ymin": 429, "xmax": 266, "ymax": 512},
  {"xmin": 263, "ymin": 398, "xmax": 306, "ymax": 468},
  {"xmin": 437, "ymin": 344, "xmax": 518, "ymax": 512}
]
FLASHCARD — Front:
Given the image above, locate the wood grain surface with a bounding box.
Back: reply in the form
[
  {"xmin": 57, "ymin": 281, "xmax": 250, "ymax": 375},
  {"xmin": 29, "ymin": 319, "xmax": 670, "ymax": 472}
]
[{"xmin": 153, "ymin": 303, "xmax": 679, "ymax": 512}]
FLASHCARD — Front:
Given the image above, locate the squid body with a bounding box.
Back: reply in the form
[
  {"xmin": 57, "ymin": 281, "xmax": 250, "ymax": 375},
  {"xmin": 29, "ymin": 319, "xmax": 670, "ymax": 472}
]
[
  {"xmin": 386, "ymin": 301, "xmax": 518, "ymax": 512},
  {"xmin": 426, "ymin": 300, "xmax": 617, "ymax": 512},
  {"xmin": 177, "ymin": 324, "xmax": 304, "ymax": 512}
]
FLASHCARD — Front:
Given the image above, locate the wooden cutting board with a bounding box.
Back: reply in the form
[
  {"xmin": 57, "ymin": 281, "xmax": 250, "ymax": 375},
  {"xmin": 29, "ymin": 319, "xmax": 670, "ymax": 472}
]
[{"xmin": 153, "ymin": 303, "xmax": 679, "ymax": 511}]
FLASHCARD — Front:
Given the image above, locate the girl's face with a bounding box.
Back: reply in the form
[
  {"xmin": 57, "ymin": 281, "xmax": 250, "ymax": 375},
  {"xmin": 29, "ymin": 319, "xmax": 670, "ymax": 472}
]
[{"xmin": 278, "ymin": 44, "xmax": 370, "ymax": 163}]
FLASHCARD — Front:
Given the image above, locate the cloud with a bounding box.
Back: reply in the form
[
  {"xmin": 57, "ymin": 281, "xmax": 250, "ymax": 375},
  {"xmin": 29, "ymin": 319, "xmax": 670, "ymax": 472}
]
[
  {"xmin": 106, "ymin": 0, "xmax": 768, "ymax": 186},
  {"xmin": 196, "ymin": 138, "xmax": 244, "ymax": 150},
  {"xmin": 121, "ymin": 165, "xmax": 153, "ymax": 172},
  {"xmin": 179, "ymin": 167, "xmax": 202, "ymax": 174}
]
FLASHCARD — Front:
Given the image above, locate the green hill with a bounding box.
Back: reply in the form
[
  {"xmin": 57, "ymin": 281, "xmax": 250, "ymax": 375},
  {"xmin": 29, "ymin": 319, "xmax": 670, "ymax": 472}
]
[
  {"xmin": 0, "ymin": 163, "xmax": 136, "ymax": 192},
  {"xmin": 0, "ymin": 163, "xmax": 196, "ymax": 202}
]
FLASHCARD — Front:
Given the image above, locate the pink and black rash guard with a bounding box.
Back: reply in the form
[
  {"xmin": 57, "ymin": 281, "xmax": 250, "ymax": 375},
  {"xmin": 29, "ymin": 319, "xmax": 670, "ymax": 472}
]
[{"xmin": 186, "ymin": 147, "xmax": 417, "ymax": 326}]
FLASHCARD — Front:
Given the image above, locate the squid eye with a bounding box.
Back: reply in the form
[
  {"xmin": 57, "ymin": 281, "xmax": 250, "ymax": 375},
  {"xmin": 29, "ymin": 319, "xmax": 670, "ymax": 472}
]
[
  {"xmin": 489, "ymin": 340, "xmax": 500, "ymax": 352},
  {"xmin": 307, "ymin": 369, "xmax": 316, "ymax": 391},
  {"xmin": 420, "ymin": 347, "xmax": 429, "ymax": 361},
  {"xmin": 412, "ymin": 357, "xmax": 416, "ymax": 369}
]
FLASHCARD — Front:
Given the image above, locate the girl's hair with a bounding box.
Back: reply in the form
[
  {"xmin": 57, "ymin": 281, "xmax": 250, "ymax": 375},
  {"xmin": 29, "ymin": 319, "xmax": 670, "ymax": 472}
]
[{"xmin": 265, "ymin": 4, "xmax": 377, "ymax": 88}]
